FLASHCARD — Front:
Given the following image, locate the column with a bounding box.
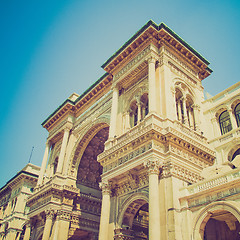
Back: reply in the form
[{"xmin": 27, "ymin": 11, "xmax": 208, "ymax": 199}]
[
  {"xmin": 228, "ymin": 109, "xmax": 238, "ymax": 129},
  {"xmin": 52, "ymin": 212, "xmax": 60, "ymax": 240},
  {"xmin": 57, "ymin": 127, "xmax": 71, "ymax": 174},
  {"xmin": 211, "ymin": 118, "xmax": 221, "ymax": 136},
  {"xmin": 37, "ymin": 141, "xmax": 51, "ymax": 185},
  {"xmin": 190, "ymin": 107, "xmax": 195, "ymax": 129},
  {"xmin": 56, "ymin": 211, "xmax": 71, "ymax": 240},
  {"xmin": 23, "ymin": 222, "xmax": 31, "ymax": 240},
  {"xmin": 177, "ymin": 100, "xmax": 181, "ymax": 121},
  {"xmin": 42, "ymin": 210, "xmax": 55, "ymax": 240},
  {"xmin": 148, "ymin": 57, "xmax": 157, "ymax": 113},
  {"xmin": 144, "ymin": 159, "xmax": 161, "ymax": 240},
  {"xmin": 125, "ymin": 111, "xmax": 130, "ymax": 131},
  {"xmin": 16, "ymin": 232, "xmax": 21, "ymax": 240},
  {"xmin": 193, "ymin": 104, "xmax": 200, "ymax": 131},
  {"xmin": 137, "ymin": 101, "xmax": 141, "ymax": 124},
  {"xmin": 63, "ymin": 133, "xmax": 77, "ymax": 176},
  {"xmin": 99, "ymin": 181, "xmax": 111, "ymax": 240},
  {"xmin": 182, "ymin": 96, "xmax": 187, "ymax": 124},
  {"xmin": 6, "ymin": 229, "xmax": 17, "ymax": 239},
  {"xmin": 109, "ymin": 86, "xmax": 119, "ymax": 139}
]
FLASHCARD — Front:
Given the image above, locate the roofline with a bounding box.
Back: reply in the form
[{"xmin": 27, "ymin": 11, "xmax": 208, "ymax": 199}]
[
  {"xmin": 0, "ymin": 170, "xmax": 39, "ymax": 192},
  {"xmin": 101, "ymin": 20, "xmax": 210, "ymax": 69},
  {"xmin": 41, "ymin": 72, "xmax": 109, "ymax": 126}
]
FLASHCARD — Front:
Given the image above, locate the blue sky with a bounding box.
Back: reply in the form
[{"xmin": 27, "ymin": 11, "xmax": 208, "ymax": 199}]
[{"xmin": 0, "ymin": 0, "xmax": 239, "ymax": 187}]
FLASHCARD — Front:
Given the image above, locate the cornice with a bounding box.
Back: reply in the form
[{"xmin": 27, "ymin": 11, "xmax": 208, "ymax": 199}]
[
  {"xmin": 42, "ymin": 74, "xmax": 112, "ymax": 132},
  {"xmin": 102, "ymin": 21, "xmax": 211, "ymax": 80}
]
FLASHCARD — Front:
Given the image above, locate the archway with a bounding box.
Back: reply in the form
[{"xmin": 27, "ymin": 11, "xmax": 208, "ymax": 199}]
[
  {"xmin": 76, "ymin": 126, "xmax": 109, "ymax": 190},
  {"xmin": 203, "ymin": 210, "xmax": 240, "ymax": 240},
  {"xmin": 193, "ymin": 202, "xmax": 240, "ymax": 240},
  {"xmin": 116, "ymin": 196, "xmax": 149, "ymax": 240}
]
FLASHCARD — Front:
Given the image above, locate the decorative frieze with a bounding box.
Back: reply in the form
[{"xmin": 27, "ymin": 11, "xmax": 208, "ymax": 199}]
[
  {"xmin": 188, "ymin": 186, "xmax": 240, "ymax": 209},
  {"xmin": 115, "ymin": 45, "xmax": 151, "ymax": 81},
  {"xmin": 113, "ymin": 175, "xmax": 148, "ymax": 197},
  {"xmin": 162, "ymin": 163, "xmax": 203, "ymax": 183},
  {"xmin": 71, "ymin": 215, "xmax": 100, "ymax": 230},
  {"xmin": 102, "ymin": 142, "xmax": 152, "ymax": 174},
  {"xmin": 164, "ymin": 48, "xmax": 198, "ymax": 77}
]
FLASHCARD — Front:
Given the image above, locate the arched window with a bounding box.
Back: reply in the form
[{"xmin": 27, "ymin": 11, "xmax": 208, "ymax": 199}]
[
  {"xmin": 232, "ymin": 148, "xmax": 240, "ymax": 161},
  {"xmin": 130, "ymin": 101, "xmax": 138, "ymax": 127},
  {"xmin": 234, "ymin": 103, "xmax": 240, "ymax": 127},
  {"xmin": 53, "ymin": 157, "xmax": 58, "ymax": 174},
  {"xmin": 186, "ymin": 97, "xmax": 195, "ymax": 129},
  {"xmin": 175, "ymin": 89, "xmax": 184, "ymax": 124},
  {"xmin": 219, "ymin": 111, "xmax": 232, "ymax": 135},
  {"xmin": 141, "ymin": 94, "xmax": 148, "ymax": 119}
]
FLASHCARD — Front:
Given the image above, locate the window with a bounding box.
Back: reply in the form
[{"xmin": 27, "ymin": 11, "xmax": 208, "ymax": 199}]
[
  {"xmin": 130, "ymin": 101, "xmax": 138, "ymax": 127},
  {"xmin": 232, "ymin": 148, "xmax": 240, "ymax": 161},
  {"xmin": 140, "ymin": 94, "xmax": 149, "ymax": 119},
  {"xmin": 234, "ymin": 103, "xmax": 240, "ymax": 127},
  {"xmin": 219, "ymin": 111, "xmax": 232, "ymax": 134}
]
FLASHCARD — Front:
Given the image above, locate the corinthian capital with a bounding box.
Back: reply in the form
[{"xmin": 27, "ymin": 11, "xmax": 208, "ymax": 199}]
[
  {"xmin": 99, "ymin": 181, "xmax": 111, "ymax": 195},
  {"xmin": 146, "ymin": 56, "xmax": 157, "ymax": 64},
  {"xmin": 144, "ymin": 159, "xmax": 161, "ymax": 175},
  {"xmin": 45, "ymin": 209, "xmax": 55, "ymax": 220}
]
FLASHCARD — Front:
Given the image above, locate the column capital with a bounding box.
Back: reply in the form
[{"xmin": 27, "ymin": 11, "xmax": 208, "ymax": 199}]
[
  {"xmin": 144, "ymin": 160, "xmax": 161, "ymax": 175},
  {"xmin": 99, "ymin": 181, "xmax": 111, "ymax": 195},
  {"xmin": 146, "ymin": 56, "xmax": 157, "ymax": 64},
  {"xmin": 25, "ymin": 220, "xmax": 31, "ymax": 228},
  {"xmin": 45, "ymin": 209, "xmax": 55, "ymax": 220}
]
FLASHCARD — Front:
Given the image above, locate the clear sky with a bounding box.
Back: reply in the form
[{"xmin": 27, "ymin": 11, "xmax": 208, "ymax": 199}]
[{"xmin": 0, "ymin": 0, "xmax": 239, "ymax": 187}]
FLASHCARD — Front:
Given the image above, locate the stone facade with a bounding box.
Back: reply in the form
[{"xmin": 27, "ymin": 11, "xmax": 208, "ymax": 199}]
[
  {"xmin": 0, "ymin": 163, "xmax": 40, "ymax": 240},
  {"xmin": 1, "ymin": 20, "xmax": 240, "ymax": 240}
]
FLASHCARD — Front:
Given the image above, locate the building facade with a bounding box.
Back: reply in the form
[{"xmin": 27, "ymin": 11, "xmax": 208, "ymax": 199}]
[
  {"xmin": 0, "ymin": 164, "xmax": 40, "ymax": 240},
  {"xmin": 2, "ymin": 21, "xmax": 240, "ymax": 240}
]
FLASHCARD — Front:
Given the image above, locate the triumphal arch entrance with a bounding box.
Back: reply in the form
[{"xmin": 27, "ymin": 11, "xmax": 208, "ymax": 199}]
[{"xmin": 24, "ymin": 20, "xmax": 232, "ymax": 240}]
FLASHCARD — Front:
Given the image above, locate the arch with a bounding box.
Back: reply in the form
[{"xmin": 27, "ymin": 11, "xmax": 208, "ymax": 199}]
[
  {"xmin": 117, "ymin": 192, "xmax": 148, "ymax": 228},
  {"xmin": 76, "ymin": 126, "xmax": 109, "ymax": 189},
  {"xmin": 69, "ymin": 117, "xmax": 110, "ymax": 178},
  {"xmin": 228, "ymin": 144, "xmax": 240, "ymax": 162},
  {"xmin": 234, "ymin": 103, "xmax": 240, "ymax": 127},
  {"xmin": 193, "ymin": 201, "xmax": 240, "ymax": 240},
  {"xmin": 219, "ymin": 110, "xmax": 232, "ymax": 135},
  {"xmin": 173, "ymin": 79, "xmax": 196, "ymax": 101}
]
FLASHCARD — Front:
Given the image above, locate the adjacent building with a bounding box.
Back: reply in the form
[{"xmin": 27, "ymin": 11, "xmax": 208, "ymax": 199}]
[
  {"xmin": 1, "ymin": 20, "xmax": 240, "ymax": 240},
  {"xmin": 0, "ymin": 164, "xmax": 40, "ymax": 240}
]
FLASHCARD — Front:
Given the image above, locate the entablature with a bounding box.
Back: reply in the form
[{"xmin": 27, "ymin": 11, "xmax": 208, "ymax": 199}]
[
  {"xmin": 99, "ymin": 114, "xmax": 215, "ymax": 182},
  {"xmin": 102, "ymin": 21, "xmax": 212, "ymax": 81}
]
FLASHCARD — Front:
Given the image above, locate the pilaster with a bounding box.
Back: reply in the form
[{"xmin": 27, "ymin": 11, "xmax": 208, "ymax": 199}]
[
  {"xmin": 144, "ymin": 159, "xmax": 161, "ymax": 240},
  {"xmin": 99, "ymin": 181, "xmax": 111, "ymax": 240},
  {"xmin": 37, "ymin": 141, "xmax": 51, "ymax": 185}
]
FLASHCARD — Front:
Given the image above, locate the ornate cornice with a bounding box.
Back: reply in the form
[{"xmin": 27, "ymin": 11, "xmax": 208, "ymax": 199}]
[
  {"xmin": 102, "ymin": 22, "xmax": 211, "ymax": 80},
  {"xmin": 161, "ymin": 162, "xmax": 203, "ymax": 183},
  {"xmin": 42, "ymin": 74, "xmax": 112, "ymax": 132}
]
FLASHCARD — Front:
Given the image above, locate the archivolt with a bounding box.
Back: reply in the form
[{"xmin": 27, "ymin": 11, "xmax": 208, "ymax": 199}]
[
  {"xmin": 69, "ymin": 117, "xmax": 110, "ymax": 178},
  {"xmin": 192, "ymin": 201, "xmax": 240, "ymax": 239},
  {"xmin": 117, "ymin": 192, "xmax": 148, "ymax": 228}
]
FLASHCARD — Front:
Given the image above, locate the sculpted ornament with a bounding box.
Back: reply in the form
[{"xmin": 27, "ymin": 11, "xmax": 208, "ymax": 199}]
[
  {"xmin": 45, "ymin": 209, "xmax": 55, "ymax": 220},
  {"xmin": 144, "ymin": 160, "xmax": 161, "ymax": 175},
  {"xmin": 99, "ymin": 181, "xmax": 111, "ymax": 195}
]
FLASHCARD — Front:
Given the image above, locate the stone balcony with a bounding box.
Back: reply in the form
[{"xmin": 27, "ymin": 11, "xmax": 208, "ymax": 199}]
[
  {"xmin": 180, "ymin": 168, "xmax": 240, "ymax": 209},
  {"xmin": 209, "ymin": 127, "xmax": 240, "ymax": 146},
  {"xmin": 98, "ymin": 113, "xmax": 214, "ymax": 178}
]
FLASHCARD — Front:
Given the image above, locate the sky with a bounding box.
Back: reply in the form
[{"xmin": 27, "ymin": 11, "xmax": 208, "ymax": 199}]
[{"xmin": 0, "ymin": 0, "xmax": 239, "ymax": 187}]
